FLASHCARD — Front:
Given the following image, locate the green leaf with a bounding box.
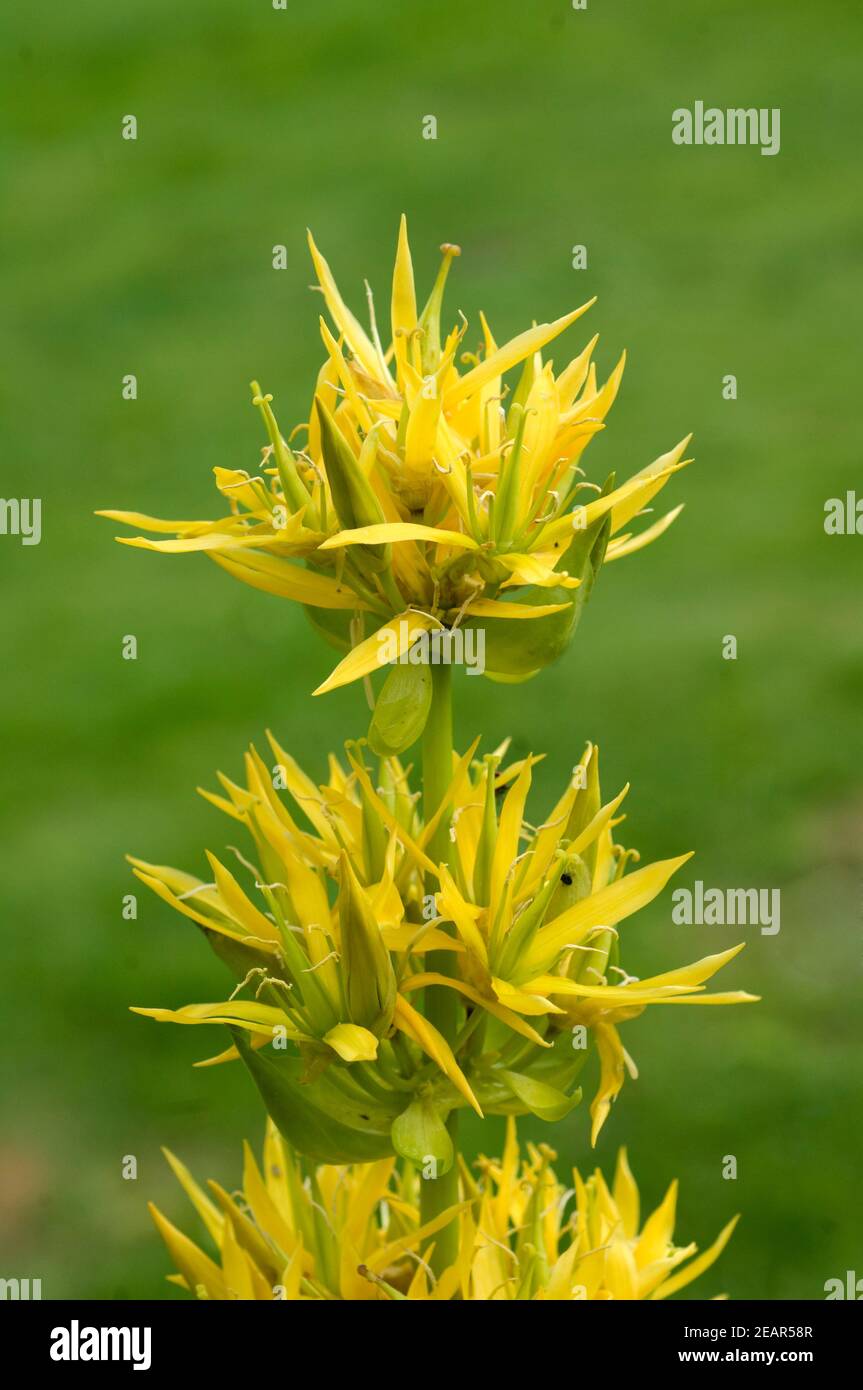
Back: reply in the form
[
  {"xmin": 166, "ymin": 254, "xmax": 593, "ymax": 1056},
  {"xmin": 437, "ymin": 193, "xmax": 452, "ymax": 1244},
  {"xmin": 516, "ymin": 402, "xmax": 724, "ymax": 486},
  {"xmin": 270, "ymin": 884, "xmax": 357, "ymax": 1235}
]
[{"xmin": 391, "ymin": 1096, "xmax": 454, "ymax": 1175}]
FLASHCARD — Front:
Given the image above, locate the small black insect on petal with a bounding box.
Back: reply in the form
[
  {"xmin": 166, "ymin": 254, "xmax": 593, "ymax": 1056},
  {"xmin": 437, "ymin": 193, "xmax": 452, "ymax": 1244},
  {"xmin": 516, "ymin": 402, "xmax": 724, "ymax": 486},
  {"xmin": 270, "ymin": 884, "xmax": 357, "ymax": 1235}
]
[{"xmin": 560, "ymin": 872, "xmax": 573, "ymax": 886}]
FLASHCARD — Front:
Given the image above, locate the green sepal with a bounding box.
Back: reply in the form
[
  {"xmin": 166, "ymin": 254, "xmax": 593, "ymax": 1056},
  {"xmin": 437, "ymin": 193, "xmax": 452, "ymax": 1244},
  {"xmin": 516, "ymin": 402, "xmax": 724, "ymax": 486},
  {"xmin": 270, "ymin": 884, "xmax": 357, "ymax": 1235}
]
[
  {"xmin": 304, "ymin": 605, "xmax": 355, "ymax": 654},
  {"xmin": 483, "ymin": 667, "xmax": 541, "ymax": 684},
  {"xmin": 198, "ymin": 926, "xmax": 282, "ymax": 983},
  {"xmin": 232, "ymin": 1030, "xmax": 398, "ymax": 1163},
  {"xmin": 498, "ymin": 1069, "xmax": 582, "ymax": 1122},
  {"xmin": 461, "ymin": 584, "xmax": 578, "ymax": 676},
  {"xmin": 368, "ymin": 662, "xmax": 433, "ymax": 756}
]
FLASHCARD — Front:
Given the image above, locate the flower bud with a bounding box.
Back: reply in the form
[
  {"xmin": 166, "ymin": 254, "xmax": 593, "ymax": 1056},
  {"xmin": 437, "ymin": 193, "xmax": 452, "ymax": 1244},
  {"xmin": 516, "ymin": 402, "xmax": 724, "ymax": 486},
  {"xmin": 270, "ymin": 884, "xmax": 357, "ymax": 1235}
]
[
  {"xmin": 336, "ymin": 851, "xmax": 397, "ymax": 1036},
  {"xmin": 315, "ymin": 397, "xmax": 390, "ymax": 574}
]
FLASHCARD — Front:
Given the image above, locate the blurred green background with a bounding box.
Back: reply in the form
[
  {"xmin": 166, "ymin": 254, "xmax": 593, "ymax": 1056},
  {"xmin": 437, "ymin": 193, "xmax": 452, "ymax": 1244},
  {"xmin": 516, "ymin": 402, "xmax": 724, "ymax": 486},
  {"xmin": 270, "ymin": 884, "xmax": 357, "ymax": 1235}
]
[{"xmin": 2, "ymin": 0, "xmax": 861, "ymax": 1300}]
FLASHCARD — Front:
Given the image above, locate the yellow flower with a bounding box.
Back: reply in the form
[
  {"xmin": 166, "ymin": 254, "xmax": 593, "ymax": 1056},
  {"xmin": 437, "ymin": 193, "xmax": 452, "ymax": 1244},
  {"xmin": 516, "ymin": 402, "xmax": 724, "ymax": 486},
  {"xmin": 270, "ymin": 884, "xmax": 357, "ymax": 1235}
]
[
  {"xmin": 98, "ymin": 218, "xmax": 689, "ymax": 693},
  {"xmin": 129, "ymin": 730, "xmax": 755, "ymax": 1157},
  {"xmin": 425, "ymin": 738, "xmax": 759, "ymax": 1142},
  {"xmin": 150, "ymin": 1119, "xmax": 738, "ymax": 1301}
]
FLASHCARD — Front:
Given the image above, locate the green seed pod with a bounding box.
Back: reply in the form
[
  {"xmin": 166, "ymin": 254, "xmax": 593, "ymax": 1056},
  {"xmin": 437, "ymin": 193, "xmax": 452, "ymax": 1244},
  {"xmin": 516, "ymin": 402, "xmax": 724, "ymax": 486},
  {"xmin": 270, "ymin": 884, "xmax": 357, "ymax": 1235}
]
[{"xmin": 367, "ymin": 662, "xmax": 432, "ymax": 756}]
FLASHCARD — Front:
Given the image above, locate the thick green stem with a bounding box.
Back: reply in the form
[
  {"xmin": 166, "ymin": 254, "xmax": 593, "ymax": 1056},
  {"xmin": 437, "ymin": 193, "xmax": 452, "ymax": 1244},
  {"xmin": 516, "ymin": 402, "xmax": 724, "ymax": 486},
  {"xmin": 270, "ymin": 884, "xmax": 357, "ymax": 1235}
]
[{"xmin": 419, "ymin": 661, "xmax": 461, "ymax": 1275}]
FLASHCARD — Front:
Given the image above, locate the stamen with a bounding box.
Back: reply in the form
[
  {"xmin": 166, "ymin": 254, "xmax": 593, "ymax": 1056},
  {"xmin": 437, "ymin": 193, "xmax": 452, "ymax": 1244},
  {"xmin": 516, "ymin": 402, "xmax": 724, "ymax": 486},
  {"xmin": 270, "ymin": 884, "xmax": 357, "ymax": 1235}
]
[
  {"xmin": 302, "ymin": 951, "xmax": 340, "ymax": 973},
  {"xmin": 177, "ymin": 883, "xmax": 217, "ymax": 900}
]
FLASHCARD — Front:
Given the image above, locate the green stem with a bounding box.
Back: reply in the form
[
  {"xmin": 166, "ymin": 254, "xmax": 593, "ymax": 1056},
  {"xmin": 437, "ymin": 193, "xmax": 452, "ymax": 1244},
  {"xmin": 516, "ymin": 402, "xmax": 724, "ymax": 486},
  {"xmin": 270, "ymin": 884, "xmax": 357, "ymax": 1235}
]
[{"xmin": 420, "ymin": 661, "xmax": 461, "ymax": 1276}]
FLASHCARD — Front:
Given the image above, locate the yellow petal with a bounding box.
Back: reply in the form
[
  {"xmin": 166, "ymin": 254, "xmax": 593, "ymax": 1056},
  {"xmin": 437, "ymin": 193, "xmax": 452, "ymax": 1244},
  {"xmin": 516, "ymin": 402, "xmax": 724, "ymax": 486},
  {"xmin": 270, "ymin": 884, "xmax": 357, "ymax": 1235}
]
[
  {"xmin": 392, "ymin": 995, "xmax": 482, "ymax": 1115},
  {"xmin": 491, "ymin": 976, "xmax": 564, "ymax": 1016},
  {"xmin": 323, "ymin": 1023, "xmax": 379, "ymax": 1062},
  {"xmin": 613, "ymin": 1148, "xmax": 640, "ymax": 1239},
  {"xmin": 364, "ymin": 1199, "xmax": 473, "ymax": 1274},
  {"xmin": 130, "ymin": 1000, "xmax": 296, "ymax": 1037},
  {"xmin": 241, "ymin": 1140, "xmax": 299, "ymax": 1258},
  {"xmin": 161, "ymin": 1149, "xmax": 224, "ymax": 1246},
  {"xmin": 436, "ymin": 866, "xmax": 488, "ymax": 965},
  {"xmin": 445, "ymin": 301, "xmax": 596, "ymax": 408},
  {"xmin": 205, "ymin": 852, "xmax": 281, "ymax": 943},
  {"xmin": 307, "ymin": 228, "xmax": 389, "ymax": 386},
  {"xmin": 392, "ymin": 214, "xmax": 418, "ymax": 379},
  {"xmin": 524, "ymin": 852, "xmax": 693, "ymax": 974},
  {"xmin": 539, "ymin": 456, "xmax": 690, "ymax": 549},
  {"xmin": 650, "ymin": 1216, "xmax": 740, "ymax": 1300},
  {"xmin": 524, "ymin": 974, "xmax": 694, "ymax": 1003},
  {"xmin": 96, "ymin": 509, "xmax": 228, "ymax": 535},
  {"xmin": 220, "ymin": 1213, "xmax": 257, "ymax": 1299},
  {"xmin": 465, "ymin": 597, "xmax": 573, "ymax": 620},
  {"xmin": 610, "ymin": 438, "xmax": 691, "ymax": 533},
  {"xmin": 313, "ymin": 610, "xmax": 439, "ymax": 696},
  {"xmin": 193, "ymin": 1034, "xmax": 271, "ymax": 1068},
  {"xmin": 381, "ymin": 923, "xmax": 466, "ymax": 954},
  {"xmin": 211, "ymin": 551, "xmax": 368, "ymax": 610},
  {"xmin": 400, "ymin": 971, "xmax": 550, "ymax": 1046},
  {"xmin": 404, "ymin": 388, "xmax": 443, "ymax": 477},
  {"xmin": 345, "ymin": 749, "xmax": 438, "ymax": 876},
  {"xmin": 319, "ymin": 522, "xmax": 477, "ymax": 552},
  {"xmin": 590, "ymin": 1021, "xmax": 626, "ymax": 1145},
  {"xmin": 498, "ymin": 553, "xmax": 582, "ymax": 589},
  {"xmin": 116, "ymin": 529, "xmax": 286, "ymax": 554},
  {"xmin": 636, "ymin": 944, "xmax": 746, "ymax": 991},
  {"xmin": 490, "ymin": 761, "xmax": 532, "ymax": 926},
  {"xmin": 605, "ymin": 505, "xmax": 684, "ymax": 562},
  {"xmin": 148, "ymin": 1203, "xmax": 229, "ymax": 1300}
]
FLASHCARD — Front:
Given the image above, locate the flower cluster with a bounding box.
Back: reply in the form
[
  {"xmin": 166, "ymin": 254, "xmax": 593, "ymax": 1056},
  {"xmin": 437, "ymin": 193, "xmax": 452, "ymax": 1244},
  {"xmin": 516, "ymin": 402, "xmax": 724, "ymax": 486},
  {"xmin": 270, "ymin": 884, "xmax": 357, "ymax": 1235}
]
[
  {"xmin": 99, "ymin": 219, "xmax": 688, "ymax": 698},
  {"xmin": 131, "ymin": 733, "xmax": 755, "ymax": 1164},
  {"xmin": 151, "ymin": 1118, "xmax": 738, "ymax": 1301},
  {"xmin": 103, "ymin": 221, "xmax": 756, "ymax": 1298}
]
